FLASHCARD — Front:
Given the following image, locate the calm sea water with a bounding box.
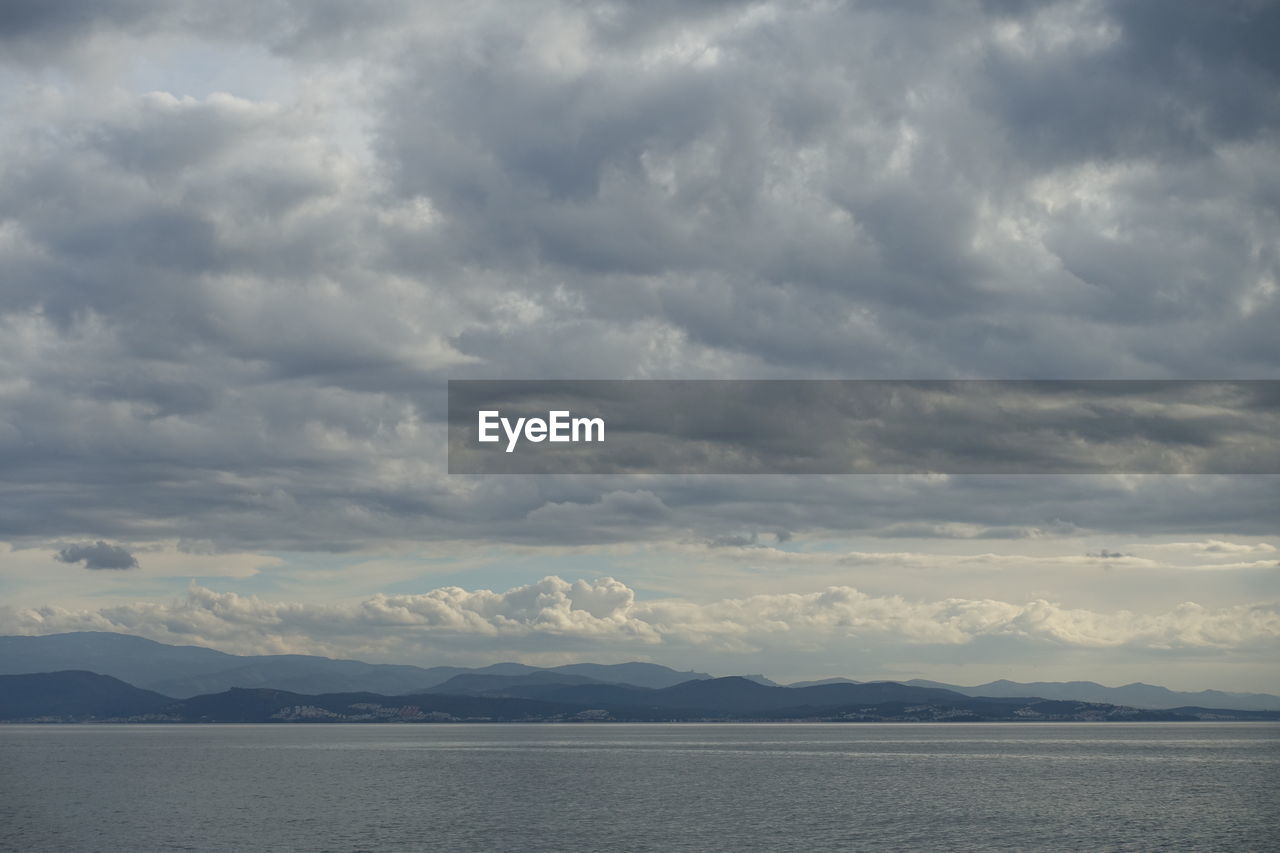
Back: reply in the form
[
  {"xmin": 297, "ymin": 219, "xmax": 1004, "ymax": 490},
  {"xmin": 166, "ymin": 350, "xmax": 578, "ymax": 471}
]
[{"xmin": 1, "ymin": 723, "xmax": 1277, "ymax": 852}]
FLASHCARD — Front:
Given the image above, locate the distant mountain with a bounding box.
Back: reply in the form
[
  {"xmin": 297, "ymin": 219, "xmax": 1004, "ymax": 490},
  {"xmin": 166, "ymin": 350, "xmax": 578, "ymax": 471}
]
[
  {"xmin": 787, "ymin": 677, "xmax": 862, "ymax": 688},
  {"xmin": 0, "ymin": 633, "xmax": 471, "ymax": 697},
  {"xmin": 0, "ymin": 632, "xmax": 711, "ymax": 697},
  {"xmin": 494, "ymin": 679, "xmax": 658, "ymax": 705},
  {"xmin": 169, "ymin": 687, "xmax": 615, "ymax": 723},
  {"xmin": 902, "ymin": 678, "xmax": 1280, "ymax": 712},
  {"xmin": 424, "ymin": 671, "xmax": 605, "ymax": 695},
  {"xmin": 0, "ymin": 633, "xmax": 238, "ymax": 689},
  {"xmin": 545, "ymin": 662, "xmax": 712, "ymax": 689},
  {"xmin": 8, "ymin": 671, "xmax": 1277, "ymax": 723},
  {"xmin": 443, "ymin": 675, "xmax": 1001, "ymax": 714},
  {"xmin": 7, "ymin": 633, "xmax": 1275, "ymax": 714},
  {"xmin": 649, "ymin": 677, "xmax": 981, "ymax": 712},
  {"xmin": 0, "ymin": 671, "xmax": 172, "ymax": 720},
  {"xmin": 145, "ymin": 659, "xmax": 508, "ymax": 698}
]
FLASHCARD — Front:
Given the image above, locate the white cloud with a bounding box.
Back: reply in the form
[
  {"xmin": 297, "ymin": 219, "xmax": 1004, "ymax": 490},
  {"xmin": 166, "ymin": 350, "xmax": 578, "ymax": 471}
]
[
  {"xmin": 1138, "ymin": 540, "xmax": 1277, "ymax": 555},
  {"xmin": 3, "ymin": 577, "xmax": 1275, "ymax": 663}
]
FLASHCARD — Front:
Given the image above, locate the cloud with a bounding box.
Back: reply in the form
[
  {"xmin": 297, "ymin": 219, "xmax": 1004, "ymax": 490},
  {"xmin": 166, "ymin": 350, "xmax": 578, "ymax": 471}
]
[
  {"xmin": 54, "ymin": 540, "xmax": 138, "ymax": 570},
  {"xmin": 3, "ymin": 577, "xmax": 1276, "ymax": 664},
  {"xmin": 1178, "ymin": 560, "xmax": 1280, "ymax": 572},
  {"xmin": 1140, "ymin": 539, "xmax": 1277, "ymax": 554},
  {"xmin": 0, "ymin": 1, "xmax": 1274, "ymax": 599},
  {"xmin": 451, "ymin": 380, "xmax": 1280, "ymax": 475},
  {"xmin": 0, "ymin": 0, "xmax": 165, "ymax": 65}
]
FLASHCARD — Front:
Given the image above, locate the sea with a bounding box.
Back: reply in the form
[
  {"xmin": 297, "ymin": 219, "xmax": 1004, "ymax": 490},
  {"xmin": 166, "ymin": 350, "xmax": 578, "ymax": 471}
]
[{"xmin": 1, "ymin": 722, "xmax": 1276, "ymax": 852}]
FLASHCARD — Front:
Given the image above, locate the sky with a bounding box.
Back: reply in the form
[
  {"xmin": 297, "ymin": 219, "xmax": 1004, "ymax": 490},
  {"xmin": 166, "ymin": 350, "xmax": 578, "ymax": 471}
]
[{"xmin": 0, "ymin": 0, "xmax": 1277, "ymax": 692}]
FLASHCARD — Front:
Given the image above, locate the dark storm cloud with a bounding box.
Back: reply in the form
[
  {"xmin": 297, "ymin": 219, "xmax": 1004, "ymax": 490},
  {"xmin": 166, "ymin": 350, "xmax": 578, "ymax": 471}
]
[
  {"xmin": 0, "ymin": 1, "xmax": 1276, "ymax": 554},
  {"xmin": 55, "ymin": 540, "xmax": 139, "ymax": 570}
]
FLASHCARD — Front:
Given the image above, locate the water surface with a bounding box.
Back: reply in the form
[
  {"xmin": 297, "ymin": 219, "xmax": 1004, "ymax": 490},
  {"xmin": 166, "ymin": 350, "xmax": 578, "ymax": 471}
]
[{"xmin": 2, "ymin": 723, "xmax": 1276, "ymax": 852}]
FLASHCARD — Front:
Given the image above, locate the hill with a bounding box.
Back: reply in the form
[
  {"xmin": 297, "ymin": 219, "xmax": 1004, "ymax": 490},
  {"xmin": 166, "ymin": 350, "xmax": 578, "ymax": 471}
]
[
  {"xmin": 493, "ymin": 676, "xmax": 996, "ymax": 713},
  {"xmin": 6, "ymin": 670, "xmax": 1280, "ymax": 723},
  {"xmin": 902, "ymin": 678, "xmax": 1280, "ymax": 711},
  {"xmin": 0, "ymin": 671, "xmax": 173, "ymax": 720},
  {"xmin": 5, "ymin": 633, "xmax": 1276, "ymax": 716},
  {"xmin": 0, "ymin": 632, "xmax": 711, "ymax": 697}
]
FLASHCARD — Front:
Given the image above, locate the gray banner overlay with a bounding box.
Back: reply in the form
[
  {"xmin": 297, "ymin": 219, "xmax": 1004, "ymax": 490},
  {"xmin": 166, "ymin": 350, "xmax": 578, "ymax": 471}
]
[{"xmin": 447, "ymin": 380, "xmax": 1280, "ymax": 474}]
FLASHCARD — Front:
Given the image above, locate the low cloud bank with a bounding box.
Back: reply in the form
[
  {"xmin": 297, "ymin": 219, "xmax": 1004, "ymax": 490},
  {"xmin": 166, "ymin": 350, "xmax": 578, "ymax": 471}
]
[{"xmin": 4, "ymin": 577, "xmax": 1275, "ymax": 664}]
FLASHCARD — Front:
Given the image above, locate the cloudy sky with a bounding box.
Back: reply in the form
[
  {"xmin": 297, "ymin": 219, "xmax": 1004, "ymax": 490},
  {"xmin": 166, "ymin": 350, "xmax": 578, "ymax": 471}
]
[{"xmin": 1, "ymin": 0, "xmax": 1277, "ymax": 691}]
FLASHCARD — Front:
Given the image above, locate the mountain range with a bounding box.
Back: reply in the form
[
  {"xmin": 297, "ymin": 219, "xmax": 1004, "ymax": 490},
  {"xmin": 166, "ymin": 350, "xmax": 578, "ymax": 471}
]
[
  {"xmin": 0, "ymin": 632, "xmax": 711, "ymax": 697},
  {"xmin": 786, "ymin": 675, "xmax": 1280, "ymax": 712},
  {"xmin": 9, "ymin": 670, "xmax": 1277, "ymax": 724},
  {"xmin": 2, "ymin": 632, "xmax": 1279, "ymax": 723},
  {"xmin": 900, "ymin": 678, "xmax": 1280, "ymax": 713}
]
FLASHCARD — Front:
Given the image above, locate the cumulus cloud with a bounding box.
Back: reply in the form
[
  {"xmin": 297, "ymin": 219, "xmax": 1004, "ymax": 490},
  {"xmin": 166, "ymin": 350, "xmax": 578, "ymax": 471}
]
[
  {"xmin": 3, "ymin": 577, "xmax": 1276, "ymax": 662},
  {"xmin": 54, "ymin": 541, "xmax": 138, "ymax": 570}
]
